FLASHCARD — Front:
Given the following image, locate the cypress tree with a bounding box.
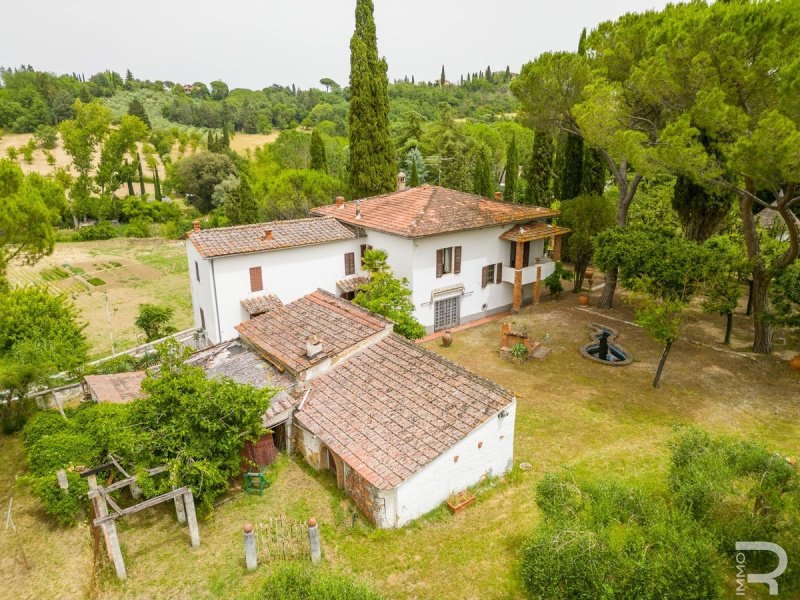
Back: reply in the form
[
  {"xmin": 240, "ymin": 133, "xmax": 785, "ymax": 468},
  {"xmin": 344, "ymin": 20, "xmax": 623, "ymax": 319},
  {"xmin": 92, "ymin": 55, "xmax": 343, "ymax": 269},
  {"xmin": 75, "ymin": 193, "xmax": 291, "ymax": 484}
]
[
  {"xmin": 409, "ymin": 158, "xmax": 420, "ymax": 187},
  {"xmin": 440, "ymin": 65, "xmax": 446, "ymax": 86},
  {"xmin": 154, "ymin": 166, "xmax": 162, "ymax": 201},
  {"xmin": 348, "ymin": 0, "xmax": 395, "ymax": 198},
  {"xmin": 472, "ymin": 145, "xmax": 494, "ymax": 198},
  {"xmin": 504, "ymin": 134, "xmax": 519, "ymax": 202},
  {"xmin": 137, "ymin": 155, "xmax": 145, "ymax": 197},
  {"xmin": 486, "ymin": 65, "xmax": 492, "ymax": 80},
  {"xmin": 221, "ymin": 121, "xmax": 230, "ymax": 149},
  {"xmin": 310, "ymin": 129, "xmax": 328, "ymax": 173},
  {"xmin": 127, "ymin": 98, "xmax": 151, "ymax": 129},
  {"xmin": 125, "ymin": 159, "xmax": 135, "ymax": 196},
  {"xmin": 525, "ymin": 131, "xmax": 555, "ymax": 205},
  {"xmin": 580, "ymin": 145, "xmax": 606, "ymax": 196},
  {"xmin": 557, "ymin": 132, "xmax": 583, "ymax": 200},
  {"xmin": 412, "ymin": 75, "xmax": 415, "ymax": 84},
  {"xmin": 578, "ymin": 27, "xmax": 588, "ymax": 57}
]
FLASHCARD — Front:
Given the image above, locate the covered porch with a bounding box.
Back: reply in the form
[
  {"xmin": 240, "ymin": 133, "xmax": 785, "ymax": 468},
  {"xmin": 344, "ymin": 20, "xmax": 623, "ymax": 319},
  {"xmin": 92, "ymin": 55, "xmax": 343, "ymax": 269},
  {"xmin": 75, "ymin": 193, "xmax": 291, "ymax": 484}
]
[{"xmin": 500, "ymin": 222, "xmax": 571, "ymax": 310}]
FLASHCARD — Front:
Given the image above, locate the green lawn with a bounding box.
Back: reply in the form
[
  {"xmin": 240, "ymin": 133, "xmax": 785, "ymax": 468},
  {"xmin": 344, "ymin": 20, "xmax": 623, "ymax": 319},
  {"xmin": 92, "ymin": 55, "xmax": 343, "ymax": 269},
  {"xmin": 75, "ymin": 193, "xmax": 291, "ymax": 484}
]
[{"xmin": 1, "ymin": 293, "xmax": 797, "ymax": 599}]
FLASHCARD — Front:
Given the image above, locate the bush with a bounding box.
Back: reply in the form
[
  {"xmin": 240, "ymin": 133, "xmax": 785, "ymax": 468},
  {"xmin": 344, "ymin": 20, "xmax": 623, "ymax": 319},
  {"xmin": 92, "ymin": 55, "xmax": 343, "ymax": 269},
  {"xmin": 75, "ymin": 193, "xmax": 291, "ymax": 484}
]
[
  {"xmin": 30, "ymin": 470, "xmax": 87, "ymax": 526},
  {"xmin": 22, "ymin": 409, "xmax": 72, "ymax": 450},
  {"xmin": 125, "ymin": 217, "xmax": 152, "ymax": 238},
  {"xmin": 77, "ymin": 221, "xmax": 116, "ymax": 241},
  {"xmin": 0, "ymin": 396, "xmax": 37, "ymax": 434},
  {"xmin": 259, "ymin": 563, "xmax": 384, "ymax": 600},
  {"xmin": 34, "ymin": 124, "xmax": 58, "ymax": 149},
  {"xmin": 27, "ymin": 431, "xmax": 98, "ymax": 476}
]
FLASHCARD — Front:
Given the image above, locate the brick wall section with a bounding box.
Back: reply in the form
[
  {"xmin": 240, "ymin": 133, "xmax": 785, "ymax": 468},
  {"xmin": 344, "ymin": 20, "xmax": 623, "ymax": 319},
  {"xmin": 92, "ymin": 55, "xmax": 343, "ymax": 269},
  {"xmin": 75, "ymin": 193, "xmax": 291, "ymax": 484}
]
[{"xmin": 345, "ymin": 464, "xmax": 381, "ymax": 524}]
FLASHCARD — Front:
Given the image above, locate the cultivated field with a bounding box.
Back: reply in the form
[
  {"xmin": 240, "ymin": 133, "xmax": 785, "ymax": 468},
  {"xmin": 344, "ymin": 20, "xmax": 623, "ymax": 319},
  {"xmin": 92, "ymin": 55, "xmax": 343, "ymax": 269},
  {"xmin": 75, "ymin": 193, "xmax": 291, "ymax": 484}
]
[
  {"xmin": 1, "ymin": 293, "xmax": 797, "ymax": 599},
  {"xmin": 6, "ymin": 238, "xmax": 193, "ymax": 359}
]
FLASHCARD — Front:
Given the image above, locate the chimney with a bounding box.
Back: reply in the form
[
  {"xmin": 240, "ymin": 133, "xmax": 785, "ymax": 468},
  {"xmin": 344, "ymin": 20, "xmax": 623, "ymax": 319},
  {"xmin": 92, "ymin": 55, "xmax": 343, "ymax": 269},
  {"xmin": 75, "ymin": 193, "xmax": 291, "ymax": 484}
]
[
  {"xmin": 192, "ymin": 220, "xmax": 201, "ymax": 233},
  {"xmin": 494, "ymin": 191, "xmax": 503, "ymax": 201},
  {"xmin": 306, "ymin": 335, "xmax": 323, "ymax": 358},
  {"xmin": 335, "ymin": 196, "xmax": 345, "ymax": 208},
  {"xmin": 397, "ymin": 171, "xmax": 407, "ymax": 192},
  {"xmin": 263, "ymin": 229, "xmax": 273, "ymax": 241},
  {"xmin": 355, "ymin": 199, "xmax": 362, "ymax": 220}
]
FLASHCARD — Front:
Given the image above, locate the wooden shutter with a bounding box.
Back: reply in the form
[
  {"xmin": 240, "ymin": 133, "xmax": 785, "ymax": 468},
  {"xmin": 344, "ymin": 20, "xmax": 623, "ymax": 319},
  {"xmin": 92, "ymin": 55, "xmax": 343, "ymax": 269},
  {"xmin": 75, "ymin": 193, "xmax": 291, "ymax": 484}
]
[
  {"xmin": 436, "ymin": 249, "xmax": 444, "ymax": 278},
  {"xmin": 345, "ymin": 252, "xmax": 355, "ymax": 275},
  {"xmin": 249, "ymin": 266, "xmax": 263, "ymax": 292},
  {"xmin": 495, "ymin": 262, "xmax": 503, "ymax": 284},
  {"xmin": 454, "ymin": 246, "xmax": 462, "ymax": 274},
  {"xmin": 510, "ymin": 242, "xmax": 516, "ymax": 267},
  {"xmin": 481, "ymin": 265, "xmax": 489, "ymax": 288}
]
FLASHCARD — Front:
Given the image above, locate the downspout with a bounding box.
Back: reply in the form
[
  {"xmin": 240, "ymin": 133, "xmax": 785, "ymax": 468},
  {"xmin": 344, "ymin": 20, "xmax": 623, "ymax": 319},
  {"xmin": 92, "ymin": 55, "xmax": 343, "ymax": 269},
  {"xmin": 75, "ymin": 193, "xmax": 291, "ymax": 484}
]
[{"xmin": 210, "ymin": 258, "xmax": 222, "ymax": 343}]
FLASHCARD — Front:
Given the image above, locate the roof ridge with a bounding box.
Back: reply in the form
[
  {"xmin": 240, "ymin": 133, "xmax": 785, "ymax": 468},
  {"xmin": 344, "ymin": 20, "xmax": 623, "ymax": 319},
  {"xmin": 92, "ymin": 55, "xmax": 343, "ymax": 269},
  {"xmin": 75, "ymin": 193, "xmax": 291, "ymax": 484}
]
[
  {"xmin": 306, "ymin": 289, "xmax": 391, "ymax": 326},
  {"xmin": 190, "ymin": 215, "xmax": 337, "ymax": 236}
]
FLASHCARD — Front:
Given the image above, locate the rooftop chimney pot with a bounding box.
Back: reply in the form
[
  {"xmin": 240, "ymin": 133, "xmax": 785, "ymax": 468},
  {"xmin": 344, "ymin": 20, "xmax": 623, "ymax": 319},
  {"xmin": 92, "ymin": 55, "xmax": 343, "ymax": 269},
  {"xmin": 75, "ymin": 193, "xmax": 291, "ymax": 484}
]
[
  {"xmin": 306, "ymin": 335, "xmax": 323, "ymax": 358},
  {"xmin": 335, "ymin": 196, "xmax": 345, "ymax": 208},
  {"xmin": 355, "ymin": 199, "xmax": 362, "ymax": 220},
  {"xmin": 192, "ymin": 220, "xmax": 201, "ymax": 233},
  {"xmin": 264, "ymin": 229, "xmax": 273, "ymax": 241}
]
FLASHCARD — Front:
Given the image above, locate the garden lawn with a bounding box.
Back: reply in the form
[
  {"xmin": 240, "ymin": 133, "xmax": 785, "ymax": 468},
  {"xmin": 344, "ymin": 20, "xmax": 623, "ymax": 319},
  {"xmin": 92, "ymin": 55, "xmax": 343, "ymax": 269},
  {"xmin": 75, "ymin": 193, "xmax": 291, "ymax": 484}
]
[
  {"xmin": 6, "ymin": 238, "xmax": 193, "ymax": 359},
  {"xmin": 1, "ymin": 292, "xmax": 797, "ymax": 599}
]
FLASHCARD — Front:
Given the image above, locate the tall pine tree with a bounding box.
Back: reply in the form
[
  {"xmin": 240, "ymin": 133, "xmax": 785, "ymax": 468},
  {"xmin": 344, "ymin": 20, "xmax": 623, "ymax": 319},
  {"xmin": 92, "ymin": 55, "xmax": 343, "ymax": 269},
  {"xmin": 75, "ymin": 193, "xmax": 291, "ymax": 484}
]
[
  {"xmin": 504, "ymin": 134, "xmax": 519, "ymax": 202},
  {"xmin": 525, "ymin": 131, "xmax": 554, "ymax": 205},
  {"xmin": 310, "ymin": 129, "xmax": 328, "ymax": 173},
  {"xmin": 348, "ymin": 0, "xmax": 395, "ymax": 198},
  {"xmin": 580, "ymin": 145, "xmax": 606, "ymax": 196},
  {"xmin": 440, "ymin": 65, "xmax": 446, "ymax": 86}
]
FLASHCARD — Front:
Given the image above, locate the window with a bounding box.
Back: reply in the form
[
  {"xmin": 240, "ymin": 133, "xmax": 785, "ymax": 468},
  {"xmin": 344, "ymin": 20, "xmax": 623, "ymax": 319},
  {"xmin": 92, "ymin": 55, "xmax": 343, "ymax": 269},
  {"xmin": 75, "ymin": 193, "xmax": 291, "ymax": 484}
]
[
  {"xmin": 482, "ymin": 262, "xmax": 504, "ymax": 288},
  {"xmin": 199, "ymin": 308, "xmax": 206, "ymax": 330},
  {"xmin": 344, "ymin": 252, "xmax": 356, "ymax": 276},
  {"xmin": 195, "ymin": 261, "xmax": 200, "ymax": 282},
  {"xmin": 436, "ymin": 246, "xmax": 461, "ymax": 277},
  {"xmin": 249, "ymin": 266, "xmax": 263, "ymax": 292}
]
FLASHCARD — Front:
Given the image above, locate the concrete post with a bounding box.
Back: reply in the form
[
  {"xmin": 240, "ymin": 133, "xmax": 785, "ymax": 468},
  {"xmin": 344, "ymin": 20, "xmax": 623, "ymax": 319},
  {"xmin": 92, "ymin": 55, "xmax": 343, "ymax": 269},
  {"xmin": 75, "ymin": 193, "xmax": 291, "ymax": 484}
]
[
  {"xmin": 285, "ymin": 415, "xmax": 294, "ymax": 454},
  {"xmin": 174, "ymin": 489, "xmax": 186, "ymax": 523},
  {"xmin": 307, "ymin": 517, "xmax": 321, "ymax": 563},
  {"xmin": 129, "ymin": 481, "xmax": 142, "ymax": 500},
  {"xmin": 533, "ymin": 266, "xmax": 542, "ymax": 305},
  {"xmin": 183, "ymin": 491, "xmax": 200, "ymax": 548},
  {"xmin": 56, "ymin": 469, "xmax": 69, "ymax": 490},
  {"xmin": 104, "ymin": 520, "xmax": 127, "ymax": 580},
  {"xmin": 87, "ymin": 474, "xmax": 112, "ymax": 561},
  {"xmin": 243, "ymin": 523, "xmax": 257, "ymax": 571}
]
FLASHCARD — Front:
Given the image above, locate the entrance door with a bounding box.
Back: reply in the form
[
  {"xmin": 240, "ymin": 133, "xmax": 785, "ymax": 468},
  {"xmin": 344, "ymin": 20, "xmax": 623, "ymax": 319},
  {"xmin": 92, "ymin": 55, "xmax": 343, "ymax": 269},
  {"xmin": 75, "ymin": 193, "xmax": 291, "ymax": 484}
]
[{"xmin": 434, "ymin": 296, "xmax": 460, "ymax": 331}]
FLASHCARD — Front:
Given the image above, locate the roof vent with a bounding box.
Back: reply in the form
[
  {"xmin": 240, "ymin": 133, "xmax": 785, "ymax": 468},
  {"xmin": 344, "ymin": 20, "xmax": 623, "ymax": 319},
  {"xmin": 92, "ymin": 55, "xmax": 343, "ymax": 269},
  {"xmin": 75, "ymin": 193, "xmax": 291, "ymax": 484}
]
[
  {"xmin": 263, "ymin": 229, "xmax": 273, "ymax": 241},
  {"xmin": 494, "ymin": 191, "xmax": 503, "ymax": 201},
  {"xmin": 355, "ymin": 199, "xmax": 362, "ymax": 220},
  {"xmin": 335, "ymin": 196, "xmax": 345, "ymax": 208},
  {"xmin": 306, "ymin": 335, "xmax": 323, "ymax": 358}
]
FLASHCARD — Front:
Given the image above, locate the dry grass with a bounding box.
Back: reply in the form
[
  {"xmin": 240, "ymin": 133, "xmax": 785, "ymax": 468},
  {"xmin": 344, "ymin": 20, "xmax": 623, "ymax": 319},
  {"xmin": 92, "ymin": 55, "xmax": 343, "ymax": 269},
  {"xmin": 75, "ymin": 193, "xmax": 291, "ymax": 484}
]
[
  {"xmin": 1, "ymin": 293, "xmax": 798, "ymax": 599},
  {"xmin": 7, "ymin": 238, "xmax": 193, "ymax": 359},
  {"xmin": 229, "ymin": 132, "xmax": 280, "ymax": 155}
]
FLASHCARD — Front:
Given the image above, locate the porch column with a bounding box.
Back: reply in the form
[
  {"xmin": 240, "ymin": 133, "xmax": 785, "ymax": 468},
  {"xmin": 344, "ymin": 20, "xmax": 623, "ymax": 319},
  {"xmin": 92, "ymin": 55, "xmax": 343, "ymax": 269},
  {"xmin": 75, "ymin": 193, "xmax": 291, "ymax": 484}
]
[
  {"xmin": 513, "ymin": 242, "xmax": 524, "ymax": 311},
  {"xmin": 533, "ymin": 266, "xmax": 542, "ymax": 305},
  {"xmin": 552, "ymin": 235, "xmax": 562, "ymax": 261}
]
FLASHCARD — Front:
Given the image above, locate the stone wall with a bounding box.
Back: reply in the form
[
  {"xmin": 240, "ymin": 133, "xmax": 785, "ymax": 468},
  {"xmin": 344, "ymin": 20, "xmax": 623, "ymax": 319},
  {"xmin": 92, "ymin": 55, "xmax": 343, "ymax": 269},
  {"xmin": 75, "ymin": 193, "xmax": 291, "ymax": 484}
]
[{"xmin": 344, "ymin": 464, "xmax": 379, "ymax": 524}]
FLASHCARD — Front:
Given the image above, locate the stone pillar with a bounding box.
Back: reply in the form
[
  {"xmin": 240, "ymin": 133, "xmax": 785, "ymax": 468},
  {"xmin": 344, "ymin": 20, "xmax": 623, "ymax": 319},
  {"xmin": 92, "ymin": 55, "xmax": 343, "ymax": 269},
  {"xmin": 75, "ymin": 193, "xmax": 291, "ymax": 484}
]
[
  {"xmin": 57, "ymin": 469, "xmax": 69, "ymax": 490},
  {"xmin": 174, "ymin": 490, "xmax": 186, "ymax": 524},
  {"xmin": 243, "ymin": 523, "xmax": 257, "ymax": 571},
  {"xmin": 129, "ymin": 481, "xmax": 142, "ymax": 500},
  {"xmin": 103, "ymin": 520, "xmax": 127, "ymax": 580},
  {"xmin": 501, "ymin": 322, "xmax": 512, "ymax": 347},
  {"xmin": 307, "ymin": 517, "xmax": 321, "ymax": 564},
  {"xmin": 183, "ymin": 491, "xmax": 201, "ymax": 548}
]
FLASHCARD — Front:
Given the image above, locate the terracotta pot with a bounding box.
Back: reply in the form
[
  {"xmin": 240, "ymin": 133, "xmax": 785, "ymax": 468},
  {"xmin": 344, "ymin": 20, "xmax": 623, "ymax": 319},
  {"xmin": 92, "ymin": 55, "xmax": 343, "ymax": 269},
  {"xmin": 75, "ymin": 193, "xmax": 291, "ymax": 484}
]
[
  {"xmin": 441, "ymin": 331, "xmax": 453, "ymax": 348},
  {"xmin": 789, "ymin": 355, "xmax": 800, "ymax": 372},
  {"xmin": 578, "ymin": 293, "xmax": 590, "ymax": 306},
  {"xmin": 584, "ymin": 267, "xmax": 594, "ymax": 280}
]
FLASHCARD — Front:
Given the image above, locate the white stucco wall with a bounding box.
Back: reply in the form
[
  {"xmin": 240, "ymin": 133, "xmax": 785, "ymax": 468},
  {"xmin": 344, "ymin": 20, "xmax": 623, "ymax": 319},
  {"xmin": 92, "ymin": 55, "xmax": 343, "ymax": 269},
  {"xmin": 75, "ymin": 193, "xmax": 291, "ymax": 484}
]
[
  {"xmin": 364, "ymin": 231, "xmax": 415, "ymax": 283},
  {"xmin": 408, "ymin": 227, "xmax": 515, "ymax": 330},
  {"xmin": 388, "ymin": 400, "xmax": 516, "ymax": 528},
  {"xmin": 188, "ymin": 238, "xmax": 365, "ymax": 343},
  {"xmin": 187, "ymin": 241, "xmax": 219, "ymax": 341}
]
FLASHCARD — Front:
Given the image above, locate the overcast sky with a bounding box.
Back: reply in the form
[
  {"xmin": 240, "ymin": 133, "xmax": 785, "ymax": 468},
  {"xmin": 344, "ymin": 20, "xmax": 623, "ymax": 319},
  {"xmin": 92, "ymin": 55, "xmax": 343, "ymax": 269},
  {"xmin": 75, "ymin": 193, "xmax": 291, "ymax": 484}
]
[{"xmin": 2, "ymin": 0, "xmax": 671, "ymax": 90}]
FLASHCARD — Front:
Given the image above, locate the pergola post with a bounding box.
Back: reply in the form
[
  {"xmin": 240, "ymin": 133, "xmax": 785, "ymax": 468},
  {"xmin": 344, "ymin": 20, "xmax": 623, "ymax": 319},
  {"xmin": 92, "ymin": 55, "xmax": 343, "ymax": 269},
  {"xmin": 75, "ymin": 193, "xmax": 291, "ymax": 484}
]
[
  {"xmin": 533, "ymin": 265, "xmax": 542, "ymax": 305},
  {"xmin": 87, "ymin": 474, "xmax": 113, "ymax": 562},
  {"xmin": 183, "ymin": 490, "xmax": 200, "ymax": 548},
  {"xmin": 552, "ymin": 235, "xmax": 563, "ymax": 261},
  {"xmin": 103, "ymin": 520, "xmax": 127, "ymax": 580},
  {"xmin": 174, "ymin": 489, "xmax": 186, "ymax": 523}
]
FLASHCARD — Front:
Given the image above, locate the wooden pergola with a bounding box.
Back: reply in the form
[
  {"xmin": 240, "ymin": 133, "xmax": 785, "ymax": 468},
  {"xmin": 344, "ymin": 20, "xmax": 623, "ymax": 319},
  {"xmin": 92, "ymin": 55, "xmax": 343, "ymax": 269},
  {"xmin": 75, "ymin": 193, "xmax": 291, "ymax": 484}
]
[{"xmin": 79, "ymin": 457, "xmax": 200, "ymax": 580}]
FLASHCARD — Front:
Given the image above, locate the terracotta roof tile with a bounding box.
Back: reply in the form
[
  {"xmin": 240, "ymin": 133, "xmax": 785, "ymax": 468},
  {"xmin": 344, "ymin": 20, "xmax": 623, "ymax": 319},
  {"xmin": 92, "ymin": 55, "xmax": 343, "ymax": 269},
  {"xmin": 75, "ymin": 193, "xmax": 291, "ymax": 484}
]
[
  {"xmin": 293, "ymin": 334, "xmax": 514, "ymax": 490},
  {"xmin": 500, "ymin": 222, "xmax": 571, "ymax": 242},
  {"xmin": 313, "ymin": 185, "xmax": 559, "ymax": 238},
  {"xmin": 235, "ymin": 290, "xmax": 390, "ymax": 374},
  {"xmin": 240, "ymin": 294, "xmax": 283, "ymax": 317},
  {"xmin": 188, "ymin": 216, "xmax": 357, "ymax": 258},
  {"xmin": 84, "ymin": 372, "xmax": 146, "ymax": 404}
]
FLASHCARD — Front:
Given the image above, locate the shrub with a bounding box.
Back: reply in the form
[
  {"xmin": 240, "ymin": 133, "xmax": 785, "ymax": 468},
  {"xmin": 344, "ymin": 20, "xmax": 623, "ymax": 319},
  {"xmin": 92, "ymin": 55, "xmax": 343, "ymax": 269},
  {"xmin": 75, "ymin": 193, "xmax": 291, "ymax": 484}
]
[
  {"xmin": 543, "ymin": 262, "xmax": 574, "ymax": 298},
  {"xmin": 27, "ymin": 431, "xmax": 98, "ymax": 476},
  {"xmin": 34, "ymin": 124, "xmax": 58, "ymax": 149},
  {"xmin": 77, "ymin": 221, "xmax": 116, "ymax": 241},
  {"xmin": 22, "ymin": 409, "xmax": 72, "ymax": 450},
  {"xmin": 5, "ymin": 146, "xmax": 18, "ymax": 160},
  {"xmin": 509, "ymin": 343, "xmax": 528, "ymax": 361},
  {"xmin": 125, "ymin": 217, "xmax": 152, "ymax": 238},
  {"xmin": 30, "ymin": 470, "xmax": 87, "ymax": 526},
  {"xmin": 0, "ymin": 396, "xmax": 37, "ymax": 434},
  {"xmin": 259, "ymin": 563, "xmax": 384, "ymax": 600},
  {"xmin": 86, "ymin": 277, "xmax": 105, "ymax": 286},
  {"xmin": 135, "ymin": 303, "xmax": 176, "ymax": 342}
]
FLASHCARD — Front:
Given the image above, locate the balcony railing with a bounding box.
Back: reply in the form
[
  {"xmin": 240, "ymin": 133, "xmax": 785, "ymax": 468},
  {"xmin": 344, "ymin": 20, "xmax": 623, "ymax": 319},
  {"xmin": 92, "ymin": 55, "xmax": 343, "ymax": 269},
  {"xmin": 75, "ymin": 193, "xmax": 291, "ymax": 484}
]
[{"xmin": 501, "ymin": 258, "xmax": 556, "ymax": 285}]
